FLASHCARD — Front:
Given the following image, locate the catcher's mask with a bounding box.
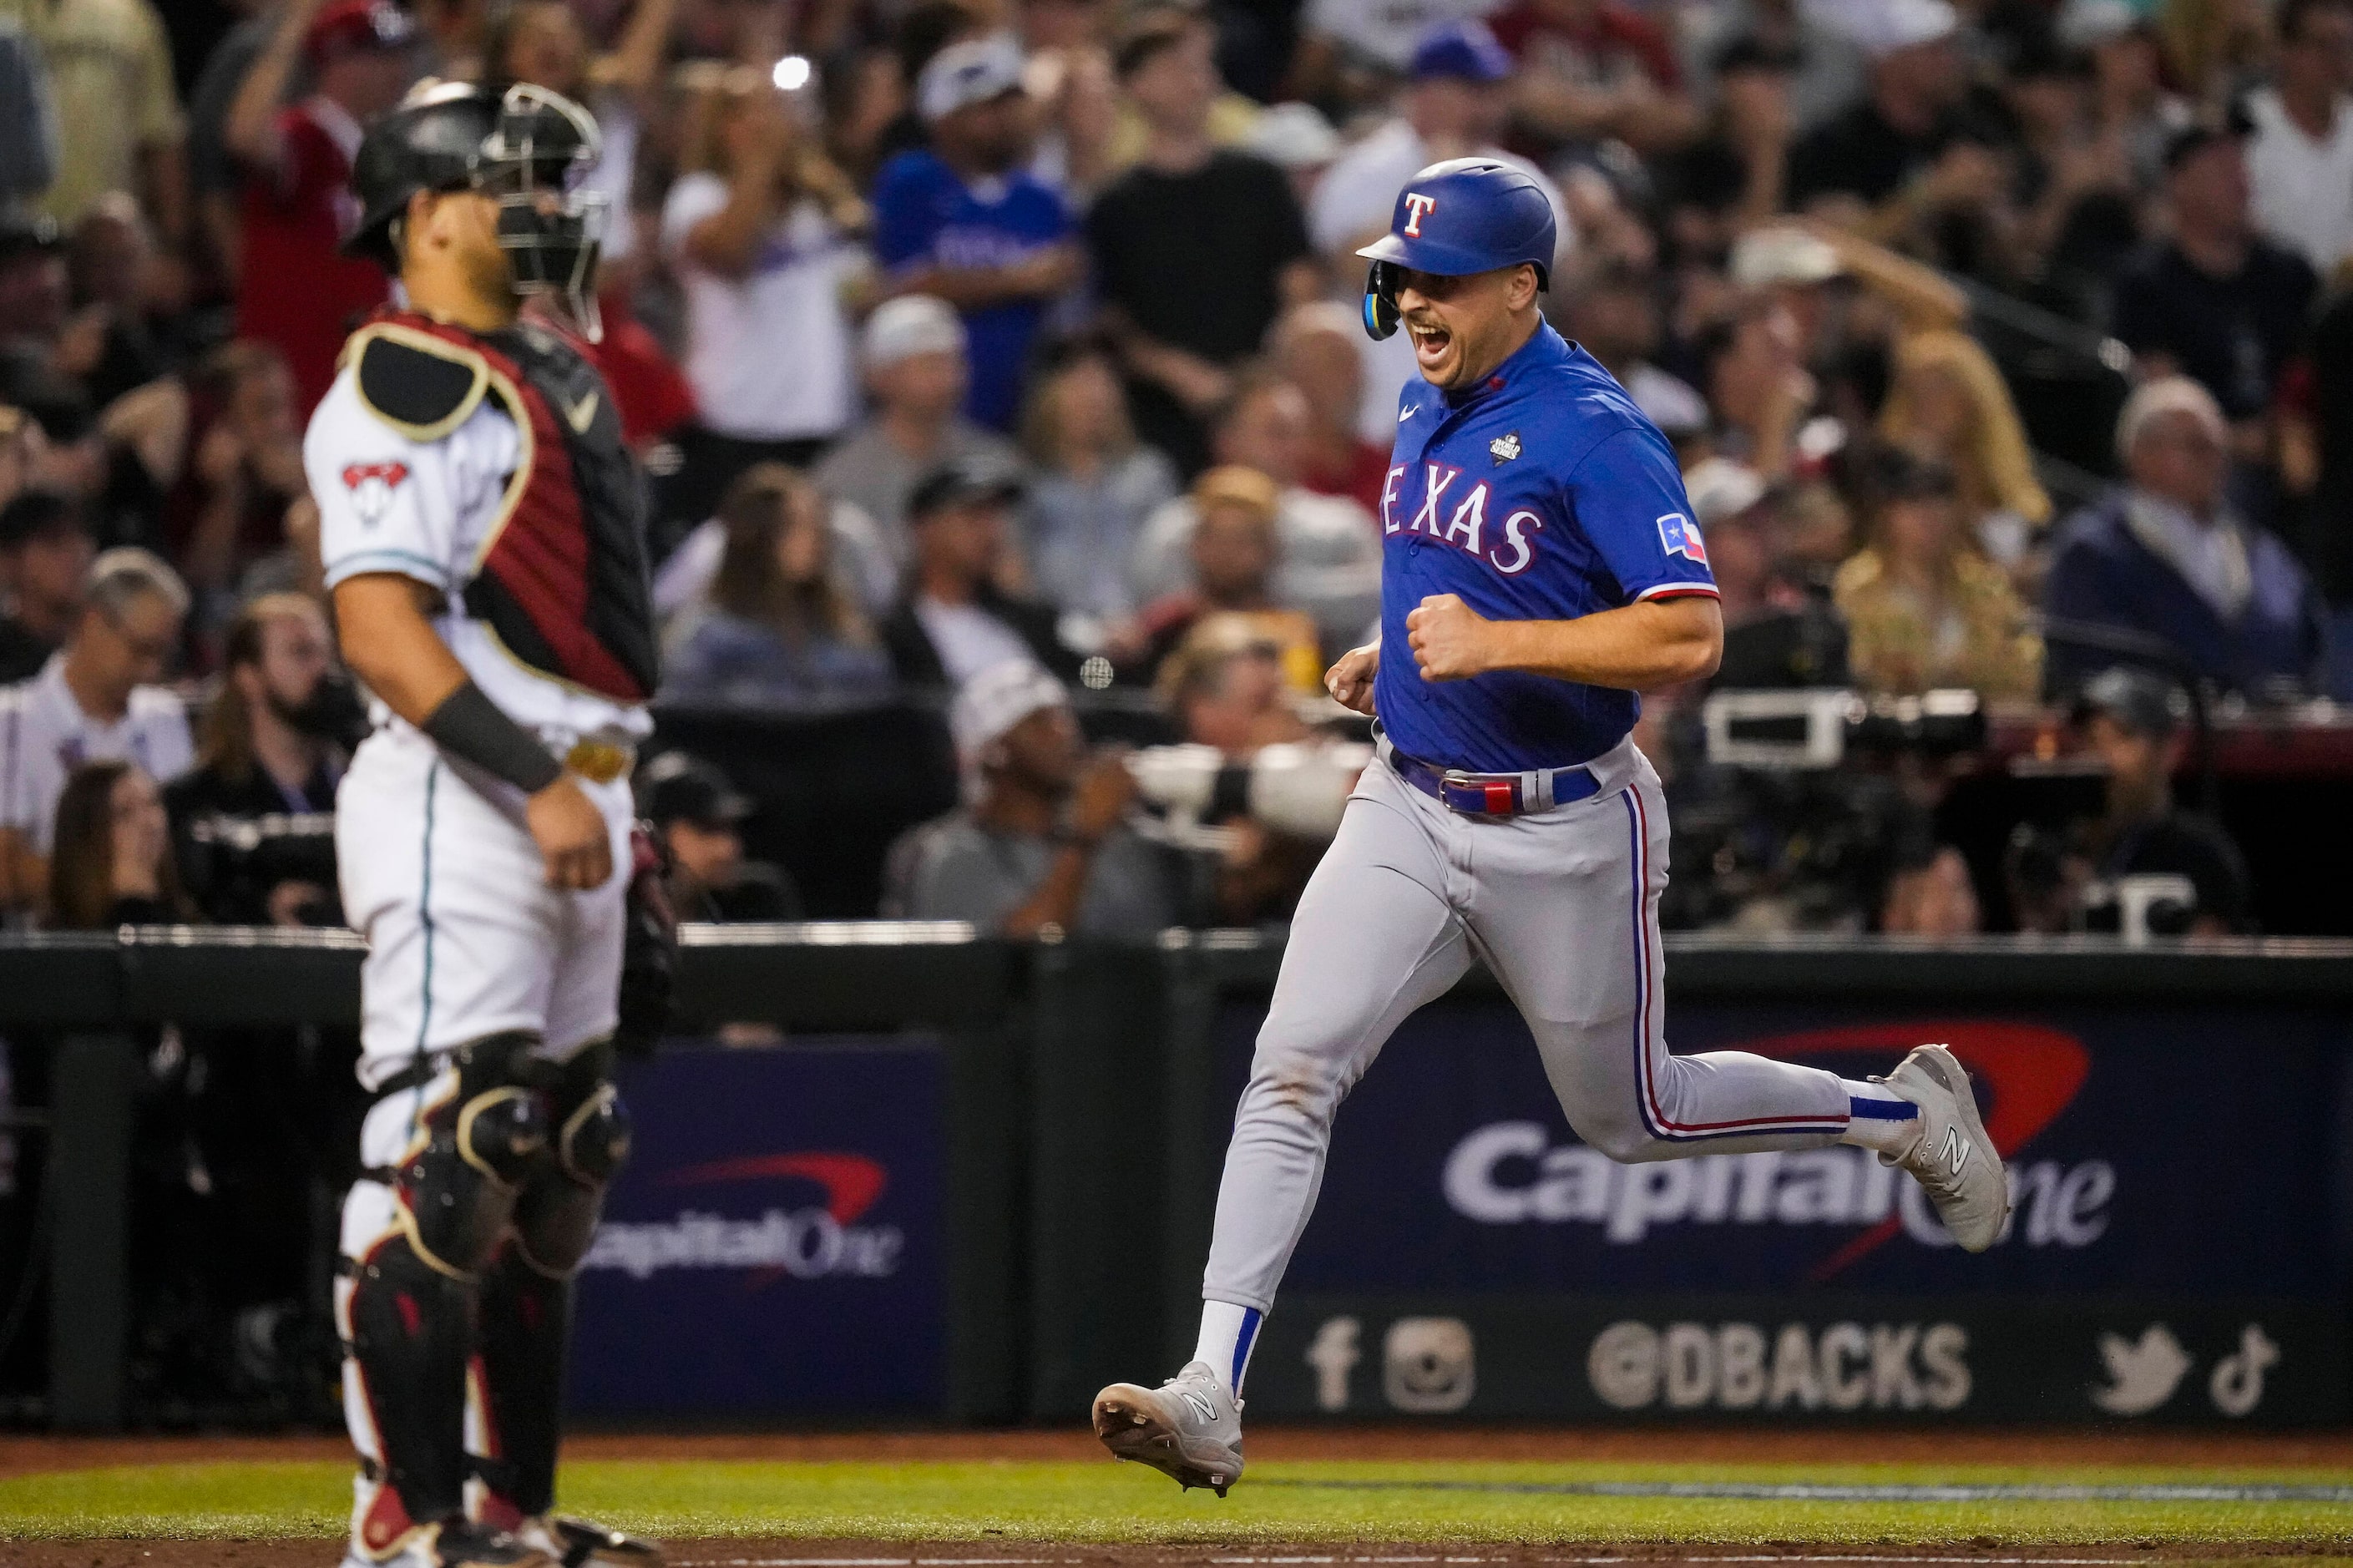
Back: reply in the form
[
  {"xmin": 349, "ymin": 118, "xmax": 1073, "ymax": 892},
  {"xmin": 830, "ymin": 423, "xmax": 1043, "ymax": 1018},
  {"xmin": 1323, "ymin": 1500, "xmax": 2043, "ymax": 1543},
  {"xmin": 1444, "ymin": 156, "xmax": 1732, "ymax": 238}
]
[{"xmin": 348, "ymin": 80, "xmax": 610, "ymax": 340}]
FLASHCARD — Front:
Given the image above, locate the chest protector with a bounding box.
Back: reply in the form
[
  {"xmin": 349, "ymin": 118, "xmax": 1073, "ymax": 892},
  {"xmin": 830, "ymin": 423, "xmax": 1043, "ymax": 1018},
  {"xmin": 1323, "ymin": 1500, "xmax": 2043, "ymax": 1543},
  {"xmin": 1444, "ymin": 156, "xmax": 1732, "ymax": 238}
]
[{"xmin": 349, "ymin": 309, "xmax": 658, "ymax": 702}]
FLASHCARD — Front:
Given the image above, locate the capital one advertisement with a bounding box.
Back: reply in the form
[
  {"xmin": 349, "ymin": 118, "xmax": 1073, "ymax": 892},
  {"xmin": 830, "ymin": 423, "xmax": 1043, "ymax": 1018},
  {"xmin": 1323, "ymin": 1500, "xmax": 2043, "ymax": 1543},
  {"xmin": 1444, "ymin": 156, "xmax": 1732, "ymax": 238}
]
[
  {"xmin": 567, "ymin": 1039, "xmax": 948, "ymax": 1416},
  {"xmin": 1219, "ymin": 999, "xmax": 2351, "ymax": 1423}
]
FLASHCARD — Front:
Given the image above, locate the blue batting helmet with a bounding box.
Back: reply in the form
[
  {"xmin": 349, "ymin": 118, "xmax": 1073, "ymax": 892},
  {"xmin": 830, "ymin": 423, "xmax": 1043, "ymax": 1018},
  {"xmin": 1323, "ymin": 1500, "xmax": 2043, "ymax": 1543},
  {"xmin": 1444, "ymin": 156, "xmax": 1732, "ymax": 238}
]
[{"xmin": 1358, "ymin": 157, "xmax": 1556, "ymax": 340}]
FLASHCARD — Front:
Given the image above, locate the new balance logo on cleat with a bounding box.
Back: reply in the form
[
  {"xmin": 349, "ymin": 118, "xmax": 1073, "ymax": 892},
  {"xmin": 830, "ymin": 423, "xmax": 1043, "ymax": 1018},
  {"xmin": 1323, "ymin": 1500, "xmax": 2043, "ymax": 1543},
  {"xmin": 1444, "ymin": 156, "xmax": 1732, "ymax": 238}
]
[
  {"xmin": 1181, "ymin": 1389, "xmax": 1219, "ymax": 1424},
  {"xmin": 1940, "ymin": 1125, "xmax": 1971, "ymax": 1177}
]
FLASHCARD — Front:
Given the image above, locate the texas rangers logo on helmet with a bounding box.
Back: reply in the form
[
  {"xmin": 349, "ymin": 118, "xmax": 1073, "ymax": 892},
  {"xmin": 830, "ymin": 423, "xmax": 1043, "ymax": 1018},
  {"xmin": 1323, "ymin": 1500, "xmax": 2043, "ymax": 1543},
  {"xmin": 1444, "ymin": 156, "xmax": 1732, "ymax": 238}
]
[
  {"xmin": 342, "ymin": 461, "xmax": 409, "ymax": 527},
  {"xmin": 1656, "ymin": 511, "xmax": 1708, "ymax": 564},
  {"xmin": 1403, "ymin": 192, "xmax": 1438, "ymax": 236}
]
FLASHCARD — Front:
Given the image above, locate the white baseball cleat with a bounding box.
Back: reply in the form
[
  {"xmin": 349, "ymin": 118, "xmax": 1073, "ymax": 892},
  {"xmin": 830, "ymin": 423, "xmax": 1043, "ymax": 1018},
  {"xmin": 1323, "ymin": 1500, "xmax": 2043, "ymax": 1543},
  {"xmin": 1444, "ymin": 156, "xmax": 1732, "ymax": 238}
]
[
  {"xmin": 1092, "ymin": 1360, "xmax": 1245, "ymax": 1495},
  {"xmin": 1880, "ymin": 1043, "xmax": 2008, "ymax": 1252}
]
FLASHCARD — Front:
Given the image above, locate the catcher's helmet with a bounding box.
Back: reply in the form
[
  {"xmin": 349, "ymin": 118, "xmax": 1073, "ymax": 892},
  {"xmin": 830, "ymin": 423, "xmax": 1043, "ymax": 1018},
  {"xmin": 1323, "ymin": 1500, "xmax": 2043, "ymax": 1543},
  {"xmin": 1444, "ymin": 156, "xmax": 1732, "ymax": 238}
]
[
  {"xmin": 347, "ymin": 80, "xmax": 610, "ymax": 335},
  {"xmin": 1358, "ymin": 157, "xmax": 1556, "ymax": 341}
]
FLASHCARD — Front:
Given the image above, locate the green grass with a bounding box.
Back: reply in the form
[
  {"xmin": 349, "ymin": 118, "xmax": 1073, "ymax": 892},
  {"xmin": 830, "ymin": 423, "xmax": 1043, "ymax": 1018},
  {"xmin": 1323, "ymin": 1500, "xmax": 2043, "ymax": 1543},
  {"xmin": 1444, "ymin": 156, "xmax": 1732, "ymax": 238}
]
[{"xmin": 1, "ymin": 1458, "xmax": 2350, "ymax": 1546}]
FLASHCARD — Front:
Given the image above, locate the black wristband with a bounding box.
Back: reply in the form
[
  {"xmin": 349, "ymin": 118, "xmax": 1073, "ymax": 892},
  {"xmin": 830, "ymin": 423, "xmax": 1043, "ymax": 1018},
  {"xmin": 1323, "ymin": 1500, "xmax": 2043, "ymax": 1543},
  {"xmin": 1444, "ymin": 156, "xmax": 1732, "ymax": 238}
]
[{"xmin": 421, "ymin": 680, "xmax": 564, "ymax": 793}]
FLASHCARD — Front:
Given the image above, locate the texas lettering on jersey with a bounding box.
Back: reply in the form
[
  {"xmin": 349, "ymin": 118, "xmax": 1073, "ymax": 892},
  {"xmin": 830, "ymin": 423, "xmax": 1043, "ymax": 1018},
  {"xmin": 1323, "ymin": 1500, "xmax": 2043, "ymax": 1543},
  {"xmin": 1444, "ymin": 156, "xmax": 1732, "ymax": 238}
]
[{"xmin": 1379, "ymin": 461, "xmax": 1547, "ymax": 575}]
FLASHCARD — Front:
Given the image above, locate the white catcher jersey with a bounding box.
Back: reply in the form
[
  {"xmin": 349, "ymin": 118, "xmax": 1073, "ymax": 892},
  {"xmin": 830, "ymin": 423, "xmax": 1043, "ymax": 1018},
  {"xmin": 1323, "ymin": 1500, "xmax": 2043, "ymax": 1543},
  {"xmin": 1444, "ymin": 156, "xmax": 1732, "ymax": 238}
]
[{"xmin": 303, "ymin": 318, "xmax": 655, "ymax": 745}]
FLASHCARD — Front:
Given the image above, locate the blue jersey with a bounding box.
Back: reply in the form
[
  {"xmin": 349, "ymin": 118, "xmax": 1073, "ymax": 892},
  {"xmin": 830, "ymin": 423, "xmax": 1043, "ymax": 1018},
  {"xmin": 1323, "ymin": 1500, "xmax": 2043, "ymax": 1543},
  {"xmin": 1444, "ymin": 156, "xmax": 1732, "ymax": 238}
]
[
  {"xmin": 1373, "ymin": 321, "xmax": 1718, "ymax": 773},
  {"xmin": 871, "ymin": 150, "xmax": 1071, "ymax": 431}
]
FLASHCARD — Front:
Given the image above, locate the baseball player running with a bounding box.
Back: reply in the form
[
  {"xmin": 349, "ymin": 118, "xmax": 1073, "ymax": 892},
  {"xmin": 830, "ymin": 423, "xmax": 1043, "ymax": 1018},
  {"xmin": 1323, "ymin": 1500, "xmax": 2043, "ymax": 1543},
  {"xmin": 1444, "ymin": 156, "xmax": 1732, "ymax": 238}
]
[
  {"xmin": 306, "ymin": 82, "xmax": 670, "ymax": 1568},
  {"xmin": 1093, "ymin": 159, "xmax": 2008, "ymax": 1493}
]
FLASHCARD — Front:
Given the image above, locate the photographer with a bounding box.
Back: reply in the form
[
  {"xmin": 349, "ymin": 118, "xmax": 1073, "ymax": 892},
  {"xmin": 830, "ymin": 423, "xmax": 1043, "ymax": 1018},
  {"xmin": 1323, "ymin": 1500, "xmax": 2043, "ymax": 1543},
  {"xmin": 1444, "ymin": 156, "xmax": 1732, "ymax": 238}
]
[
  {"xmin": 883, "ymin": 660, "xmax": 1184, "ymax": 938},
  {"xmin": 2006, "ymin": 665, "xmax": 2252, "ymax": 935},
  {"xmin": 164, "ymin": 593, "xmax": 352, "ymax": 927}
]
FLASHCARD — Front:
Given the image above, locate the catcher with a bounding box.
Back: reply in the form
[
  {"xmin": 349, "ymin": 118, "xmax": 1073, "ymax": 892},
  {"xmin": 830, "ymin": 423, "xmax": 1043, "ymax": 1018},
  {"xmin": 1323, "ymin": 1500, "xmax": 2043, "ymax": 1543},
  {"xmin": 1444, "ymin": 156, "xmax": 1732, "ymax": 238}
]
[{"xmin": 303, "ymin": 79, "xmax": 674, "ymax": 1568}]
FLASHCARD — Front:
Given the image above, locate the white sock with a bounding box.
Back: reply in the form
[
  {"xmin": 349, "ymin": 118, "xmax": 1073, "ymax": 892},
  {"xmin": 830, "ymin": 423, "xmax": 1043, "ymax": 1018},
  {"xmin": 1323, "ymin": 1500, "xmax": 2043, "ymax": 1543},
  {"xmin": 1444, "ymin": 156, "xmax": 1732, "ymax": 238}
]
[
  {"xmin": 1837, "ymin": 1078, "xmax": 1918, "ymax": 1154},
  {"xmin": 1192, "ymin": 1300, "xmax": 1263, "ymax": 1397}
]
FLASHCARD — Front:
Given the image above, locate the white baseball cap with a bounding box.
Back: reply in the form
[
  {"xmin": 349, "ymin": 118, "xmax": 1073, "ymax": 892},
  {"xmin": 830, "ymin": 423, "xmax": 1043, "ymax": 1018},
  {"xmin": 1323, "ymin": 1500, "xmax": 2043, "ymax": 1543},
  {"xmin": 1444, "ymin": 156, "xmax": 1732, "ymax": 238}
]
[
  {"xmin": 951, "ymin": 660, "xmax": 1069, "ymax": 759},
  {"xmin": 2056, "ymin": 0, "xmax": 2141, "ymax": 50},
  {"xmin": 1683, "ymin": 457, "xmax": 1769, "ymax": 529},
  {"xmin": 1728, "ymin": 225, "xmax": 1844, "ymax": 289},
  {"xmin": 918, "ymin": 36, "xmax": 1026, "ymax": 124},
  {"xmin": 1814, "ymin": 0, "xmax": 1957, "ymax": 58},
  {"xmin": 1246, "ymin": 102, "xmax": 1342, "ymax": 171},
  {"xmin": 863, "ymin": 294, "xmax": 966, "ymax": 371}
]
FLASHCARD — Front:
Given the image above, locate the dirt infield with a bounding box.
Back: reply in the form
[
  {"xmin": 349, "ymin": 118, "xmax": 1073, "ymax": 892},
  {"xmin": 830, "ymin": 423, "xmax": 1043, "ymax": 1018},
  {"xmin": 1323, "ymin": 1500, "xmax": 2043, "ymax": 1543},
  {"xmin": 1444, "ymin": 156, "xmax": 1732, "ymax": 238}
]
[{"xmin": 6, "ymin": 1427, "xmax": 2351, "ymax": 1479}]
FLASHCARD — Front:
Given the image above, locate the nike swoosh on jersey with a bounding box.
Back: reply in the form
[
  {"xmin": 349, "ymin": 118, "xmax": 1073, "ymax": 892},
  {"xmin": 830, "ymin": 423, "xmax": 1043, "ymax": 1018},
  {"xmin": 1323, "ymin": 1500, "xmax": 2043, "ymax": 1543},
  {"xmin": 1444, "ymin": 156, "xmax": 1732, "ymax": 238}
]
[
  {"xmin": 1399, "ymin": 405, "xmax": 1418, "ymax": 422},
  {"xmin": 565, "ymin": 391, "xmax": 600, "ymax": 435}
]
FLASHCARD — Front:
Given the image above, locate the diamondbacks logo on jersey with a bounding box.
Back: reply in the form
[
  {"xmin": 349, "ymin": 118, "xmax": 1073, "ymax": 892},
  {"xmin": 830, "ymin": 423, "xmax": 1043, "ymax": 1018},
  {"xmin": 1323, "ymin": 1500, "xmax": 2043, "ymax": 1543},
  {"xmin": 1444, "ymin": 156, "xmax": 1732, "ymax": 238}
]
[
  {"xmin": 1657, "ymin": 511, "xmax": 1708, "ymax": 564},
  {"xmin": 1403, "ymin": 192, "xmax": 1438, "ymax": 235},
  {"xmin": 341, "ymin": 462, "xmax": 409, "ymax": 527}
]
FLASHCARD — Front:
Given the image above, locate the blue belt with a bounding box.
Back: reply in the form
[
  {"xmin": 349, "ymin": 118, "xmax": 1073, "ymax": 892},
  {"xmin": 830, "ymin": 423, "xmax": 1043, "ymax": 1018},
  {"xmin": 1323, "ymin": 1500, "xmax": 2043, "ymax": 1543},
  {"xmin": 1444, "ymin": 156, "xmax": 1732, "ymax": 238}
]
[{"xmin": 1384, "ymin": 741, "xmax": 1603, "ymax": 817}]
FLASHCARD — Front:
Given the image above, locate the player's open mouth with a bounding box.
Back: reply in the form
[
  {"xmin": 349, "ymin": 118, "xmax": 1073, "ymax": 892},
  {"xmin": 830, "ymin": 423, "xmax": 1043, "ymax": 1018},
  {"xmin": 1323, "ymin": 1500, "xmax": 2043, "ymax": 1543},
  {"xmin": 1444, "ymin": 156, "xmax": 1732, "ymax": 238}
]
[{"xmin": 1408, "ymin": 321, "xmax": 1453, "ymax": 370}]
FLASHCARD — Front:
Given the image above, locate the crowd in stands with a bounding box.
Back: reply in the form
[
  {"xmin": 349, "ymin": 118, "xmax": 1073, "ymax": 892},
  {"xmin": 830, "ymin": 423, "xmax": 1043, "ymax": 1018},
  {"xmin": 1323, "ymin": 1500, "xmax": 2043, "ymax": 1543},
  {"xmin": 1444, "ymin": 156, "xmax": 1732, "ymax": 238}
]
[{"xmin": 4, "ymin": 0, "xmax": 2352, "ymax": 959}]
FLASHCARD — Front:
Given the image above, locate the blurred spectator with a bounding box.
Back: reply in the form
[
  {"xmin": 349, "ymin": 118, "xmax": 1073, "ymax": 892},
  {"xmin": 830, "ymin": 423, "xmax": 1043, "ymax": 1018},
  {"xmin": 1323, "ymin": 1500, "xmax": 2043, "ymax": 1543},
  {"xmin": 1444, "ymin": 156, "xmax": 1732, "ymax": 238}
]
[
  {"xmin": 2305, "ymin": 275, "xmax": 2353, "ymax": 687},
  {"xmin": 1308, "ymin": 22, "xmax": 1562, "ymax": 262},
  {"xmin": 2110, "ymin": 124, "xmax": 2316, "ymax": 425},
  {"xmin": 164, "ymin": 593, "xmax": 347, "ymax": 927},
  {"xmin": 1267, "ymin": 302, "xmax": 1388, "ymax": 512},
  {"xmin": 1655, "ymin": 36, "xmax": 1801, "ymax": 257},
  {"xmin": 1157, "ymin": 615, "xmax": 1316, "ymax": 751},
  {"xmin": 883, "ymin": 456, "xmax": 1076, "ymax": 685},
  {"xmin": 662, "ymin": 68, "xmax": 870, "ymax": 523},
  {"xmin": 0, "ymin": 488, "xmax": 94, "ymax": 682},
  {"xmin": 1128, "ymin": 372, "xmax": 1382, "ymax": 647},
  {"xmin": 66, "ymin": 194, "xmax": 175, "ymax": 409},
  {"xmin": 662, "ymin": 463, "xmax": 898, "ymax": 711},
  {"xmin": 1684, "ymin": 0, "xmax": 1863, "ymax": 138},
  {"xmin": 1833, "ymin": 449, "xmax": 2042, "ymax": 698},
  {"xmin": 2067, "ymin": 665, "xmax": 2250, "ymax": 933},
  {"xmin": 873, "ymin": 37, "xmax": 1080, "ymax": 432},
  {"xmin": 1122, "ymin": 467, "xmax": 1323, "ymax": 690},
  {"xmin": 171, "ymin": 341, "xmax": 306, "ymax": 619},
  {"xmin": 2045, "ymin": 377, "xmax": 2326, "ymax": 693},
  {"xmin": 638, "ymin": 750, "xmax": 802, "ymax": 922},
  {"xmin": 0, "ymin": 213, "xmax": 68, "ymax": 360},
  {"xmin": 1875, "ymin": 329, "xmax": 2052, "ymax": 574},
  {"xmin": 1691, "ymin": 296, "xmax": 1814, "ymax": 481},
  {"xmin": 2062, "ymin": 0, "xmax": 2189, "ymax": 190},
  {"xmin": 882, "ymin": 659, "xmax": 1182, "ymax": 938},
  {"xmin": 223, "ymin": 0, "xmax": 413, "ymax": 416},
  {"xmin": 0, "ymin": 12, "xmax": 56, "ymax": 210},
  {"xmin": 1290, "ymin": 0, "xmax": 1500, "ymax": 106},
  {"xmin": 11, "ymin": 0, "xmax": 189, "ymax": 251},
  {"xmin": 1879, "ymin": 843, "xmax": 1981, "ymax": 935},
  {"xmin": 1090, "ymin": 7, "xmax": 1318, "ymax": 471},
  {"xmin": 1490, "ymin": 0, "xmax": 1698, "ymax": 156},
  {"xmin": 1997, "ymin": 37, "xmax": 2141, "ymax": 315},
  {"xmin": 47, "ymin": 757, "xmax": 189, "ymax": 927},
  {"xmin": 0, "ymin": 546, "xmax": 191, "ymax": 914},
  {"xmin": 1683, "ymin": 457, "xmax": 1846, "ymax": 688},
  {"xmin": 1243, "ymin": 101, "xmax": 1343, "ymax": 211},
  {"xmin": 815, "ymin": 294, "xmax": 1021, "ymax": 570},
  {"xmin": 2244, "ymin": 0, "xmax": 2353, "ymax": 276},
  {"xmin": 1017, "ymin": 342, "xmax": 1177, "ymax": 627},
  {"xmin": 1554, "ymin": 261, "xmax": 1706, "ymax": 443},
  {"xmin": 1787, "ymin": 0, "xmax": 1981, "ymax": 218}
]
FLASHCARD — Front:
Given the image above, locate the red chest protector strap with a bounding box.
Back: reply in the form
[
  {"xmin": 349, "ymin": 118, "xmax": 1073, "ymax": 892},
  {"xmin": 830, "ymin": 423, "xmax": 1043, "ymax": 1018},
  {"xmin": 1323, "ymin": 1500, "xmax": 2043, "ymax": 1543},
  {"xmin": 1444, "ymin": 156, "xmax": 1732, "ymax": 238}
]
[{"xmin": 348, "ymin": 311, "xmax": 657, "ymax": 703}]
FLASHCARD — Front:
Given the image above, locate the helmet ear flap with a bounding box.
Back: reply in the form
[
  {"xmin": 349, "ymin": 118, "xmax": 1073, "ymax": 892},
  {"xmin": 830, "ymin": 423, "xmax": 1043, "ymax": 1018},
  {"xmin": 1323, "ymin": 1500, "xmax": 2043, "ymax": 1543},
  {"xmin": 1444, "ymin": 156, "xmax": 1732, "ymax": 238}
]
[{"xmin": 1363, "ymin": 260, "xmax": 1401, "ymax": 341}]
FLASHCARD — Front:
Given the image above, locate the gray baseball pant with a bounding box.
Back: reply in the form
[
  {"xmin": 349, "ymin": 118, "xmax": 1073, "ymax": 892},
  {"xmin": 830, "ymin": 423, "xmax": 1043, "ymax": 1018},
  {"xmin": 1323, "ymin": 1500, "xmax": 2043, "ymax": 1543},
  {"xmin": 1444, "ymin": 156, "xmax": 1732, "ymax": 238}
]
[{"xmin": 1202, "ymin": 736, "xmax": 1852, "ymax": 1312}]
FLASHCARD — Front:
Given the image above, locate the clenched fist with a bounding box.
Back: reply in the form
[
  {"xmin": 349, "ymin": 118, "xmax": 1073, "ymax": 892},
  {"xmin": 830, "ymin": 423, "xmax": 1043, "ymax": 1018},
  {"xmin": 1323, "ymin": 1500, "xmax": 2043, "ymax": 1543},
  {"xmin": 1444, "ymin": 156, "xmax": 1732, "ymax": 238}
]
[
  {"xmin": 1405, "ymin": 594, "xmax": 1495, "ymax": 681},
  {"xmin": 1323, "ymin": 641, "xmax": 1379, "ymax": 715}
]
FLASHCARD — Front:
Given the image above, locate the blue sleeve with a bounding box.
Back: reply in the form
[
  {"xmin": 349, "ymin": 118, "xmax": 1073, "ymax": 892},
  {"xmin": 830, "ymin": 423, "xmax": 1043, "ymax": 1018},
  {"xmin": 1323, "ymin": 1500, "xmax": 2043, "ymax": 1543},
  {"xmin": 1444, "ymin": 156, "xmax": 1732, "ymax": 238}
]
[
  {"xmin": 1565, "ymin": 424, "xmax": 1719, "ymax": 604},
  {"xmin": 871, "ymin": 157, "xmax": 939, "ymax": 270}
]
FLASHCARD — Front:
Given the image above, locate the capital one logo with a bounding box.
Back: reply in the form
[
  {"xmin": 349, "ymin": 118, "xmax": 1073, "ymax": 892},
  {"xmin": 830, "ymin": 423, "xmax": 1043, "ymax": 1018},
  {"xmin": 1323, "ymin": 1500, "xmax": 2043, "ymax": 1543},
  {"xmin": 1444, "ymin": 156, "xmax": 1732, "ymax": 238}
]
[
  {"xmin": 585, "ymin": 1150, "xmax": 905, "ymax": 1287},
  {"xmin": 1440, "ymin": 1023, "xmax": 2103, "ymax": 1277},
  {"xmin": 1402, "ymin": 192, "xmax": 1438, "ymax": 236}
]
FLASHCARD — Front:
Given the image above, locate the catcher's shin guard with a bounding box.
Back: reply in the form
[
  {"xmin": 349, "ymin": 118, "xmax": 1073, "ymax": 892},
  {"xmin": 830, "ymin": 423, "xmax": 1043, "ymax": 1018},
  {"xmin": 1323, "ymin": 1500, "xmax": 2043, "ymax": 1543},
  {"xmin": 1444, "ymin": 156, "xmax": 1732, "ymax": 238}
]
[
  {"xmin": 343, "ymin": 1034, "xmax": 549, "ymax": 1547},
  {"xmin": 472, "ymin": 1044, "xmax": 630, "ymax": 1523}
]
